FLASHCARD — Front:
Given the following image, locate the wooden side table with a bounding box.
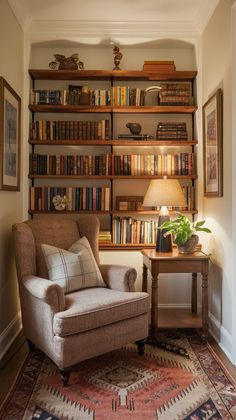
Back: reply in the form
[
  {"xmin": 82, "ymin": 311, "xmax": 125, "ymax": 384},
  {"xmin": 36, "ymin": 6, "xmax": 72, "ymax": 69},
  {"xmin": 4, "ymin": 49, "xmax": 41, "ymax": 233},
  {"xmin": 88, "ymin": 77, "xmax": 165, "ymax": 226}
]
[{"xmin": 141, "ymin": 248, "xmax": 209, "ymax": 342}]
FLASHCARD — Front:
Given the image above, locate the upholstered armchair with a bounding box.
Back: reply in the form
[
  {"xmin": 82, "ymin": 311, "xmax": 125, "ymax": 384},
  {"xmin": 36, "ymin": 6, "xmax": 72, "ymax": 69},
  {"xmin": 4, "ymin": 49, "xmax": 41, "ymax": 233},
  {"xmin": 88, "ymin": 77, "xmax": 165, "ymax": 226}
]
[{"xmin": 13, "ymin": 216, "xmax": 149, "ymax": 385}]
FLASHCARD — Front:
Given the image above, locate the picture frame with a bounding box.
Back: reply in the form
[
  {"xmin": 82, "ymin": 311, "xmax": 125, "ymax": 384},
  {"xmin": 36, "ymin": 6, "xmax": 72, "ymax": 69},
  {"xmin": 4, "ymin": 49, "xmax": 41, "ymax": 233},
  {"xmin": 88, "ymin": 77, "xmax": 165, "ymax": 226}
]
[
  {"xmin": 0, "ymin": 77, "xmax": 21, "ymax": 191},
  {"xmin": 203, "ymin": 88, "xmax": 223, "ymax": 197}
]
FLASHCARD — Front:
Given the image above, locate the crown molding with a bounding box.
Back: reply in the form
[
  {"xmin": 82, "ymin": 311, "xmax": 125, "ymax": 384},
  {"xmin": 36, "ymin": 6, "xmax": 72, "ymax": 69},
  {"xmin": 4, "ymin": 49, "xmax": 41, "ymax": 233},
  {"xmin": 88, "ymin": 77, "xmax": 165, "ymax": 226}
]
[
  {"xmin": 194, "ymin": 0, "xmax": 220, "ymax": 32},
  {"xmin": 27, "ymin": 19, "xmax": 199, "ymax": 45},
  {"xmin": 8, "ymin": 0, "xmax": 32, "ymax": 30}
]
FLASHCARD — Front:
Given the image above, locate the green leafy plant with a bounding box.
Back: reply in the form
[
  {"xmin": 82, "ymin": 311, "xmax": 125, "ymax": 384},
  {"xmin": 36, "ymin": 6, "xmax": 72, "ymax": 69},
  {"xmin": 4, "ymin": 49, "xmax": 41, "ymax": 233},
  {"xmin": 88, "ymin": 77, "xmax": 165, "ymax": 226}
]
[{"xmin": 159, "ymin": 213, "xmax": 211, "ymax": 246}]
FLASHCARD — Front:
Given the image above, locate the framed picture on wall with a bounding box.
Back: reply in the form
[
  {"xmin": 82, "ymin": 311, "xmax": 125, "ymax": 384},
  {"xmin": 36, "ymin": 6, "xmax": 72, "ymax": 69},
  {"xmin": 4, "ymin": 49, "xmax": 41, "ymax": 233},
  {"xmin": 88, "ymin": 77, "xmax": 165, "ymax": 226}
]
[
  {"xmin": 203, "ymin": 88, "xmax": 223, "ymax": 197},
  {"xmin": 0, "ymin": 77, "xmax": 21, "ymax": 191}
]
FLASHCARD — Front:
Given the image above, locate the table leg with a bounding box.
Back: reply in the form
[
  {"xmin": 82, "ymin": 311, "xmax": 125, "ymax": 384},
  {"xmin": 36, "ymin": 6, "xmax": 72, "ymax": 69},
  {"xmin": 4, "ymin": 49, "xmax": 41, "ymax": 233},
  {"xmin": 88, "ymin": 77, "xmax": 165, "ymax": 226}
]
[
  {"xmin": 142, "ymin": 264, "xmax": 148, "ymax": 293},
  {"xmin": 201, "ymin": 273, "xmax": 208, "ymax": 342},
  {"xmin": 151, "ymin": 273, "xmax": 158, "ymax": 342},
  {"xmin": 191, "ymin": 273, "xmax": 197, "ymax": 313}
]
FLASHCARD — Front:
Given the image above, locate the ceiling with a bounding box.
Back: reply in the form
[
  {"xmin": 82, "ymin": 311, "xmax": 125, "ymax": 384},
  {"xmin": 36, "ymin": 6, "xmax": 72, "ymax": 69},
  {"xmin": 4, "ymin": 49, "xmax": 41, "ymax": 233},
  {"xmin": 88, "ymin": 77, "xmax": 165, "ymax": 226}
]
[{"xmin": 8, "ymin": 0, "xmax": 220, "ymax": 45}]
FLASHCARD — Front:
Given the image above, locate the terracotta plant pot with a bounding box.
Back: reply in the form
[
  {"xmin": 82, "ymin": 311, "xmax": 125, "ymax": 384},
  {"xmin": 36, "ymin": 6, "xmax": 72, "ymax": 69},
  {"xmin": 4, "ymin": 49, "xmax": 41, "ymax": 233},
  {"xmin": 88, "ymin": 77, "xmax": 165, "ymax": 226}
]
[{"xmin": 177, "ymin": 234, "xmax": 199, "ymax": 254}]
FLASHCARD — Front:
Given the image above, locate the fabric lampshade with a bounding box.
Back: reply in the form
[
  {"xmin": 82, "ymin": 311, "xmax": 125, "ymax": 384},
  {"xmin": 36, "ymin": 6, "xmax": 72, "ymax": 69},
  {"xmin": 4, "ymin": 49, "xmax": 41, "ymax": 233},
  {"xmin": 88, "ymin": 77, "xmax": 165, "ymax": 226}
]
[
  {"xmin": 143, "ymin": 179, "xmax": 186, "ymax": 208},
  {"xmin": 143, "ymin": 179, "xmax": 187, "ymax": 252}
]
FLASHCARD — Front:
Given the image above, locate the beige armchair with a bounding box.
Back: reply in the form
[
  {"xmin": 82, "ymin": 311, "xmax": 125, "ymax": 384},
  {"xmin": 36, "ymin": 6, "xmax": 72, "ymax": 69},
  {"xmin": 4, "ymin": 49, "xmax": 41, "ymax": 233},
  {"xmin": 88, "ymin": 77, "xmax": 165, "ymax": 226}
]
[{"xmin": 13, "ymin": 216, "xmax": 149, "ymax": 385}]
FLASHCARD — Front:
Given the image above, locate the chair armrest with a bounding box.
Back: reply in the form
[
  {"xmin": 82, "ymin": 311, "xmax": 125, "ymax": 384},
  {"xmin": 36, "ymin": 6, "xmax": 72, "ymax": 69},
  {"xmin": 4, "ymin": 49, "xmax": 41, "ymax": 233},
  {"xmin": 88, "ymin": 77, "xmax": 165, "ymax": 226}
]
[
  {"xmin": 22, "ymin": 275, "xmax": 65, "ymax": 312},
  {"xmin": 99, "ymin": 264, "xmax": 137, "ymax": 292}
]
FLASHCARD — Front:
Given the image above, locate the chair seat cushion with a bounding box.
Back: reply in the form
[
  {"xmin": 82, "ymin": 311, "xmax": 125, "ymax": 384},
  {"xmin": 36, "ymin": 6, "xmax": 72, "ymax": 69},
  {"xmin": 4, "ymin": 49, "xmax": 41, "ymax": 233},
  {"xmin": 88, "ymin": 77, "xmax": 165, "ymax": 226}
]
[{"xmin": 53, "ymin": 288, "xmax": 149, "ymax": 336}]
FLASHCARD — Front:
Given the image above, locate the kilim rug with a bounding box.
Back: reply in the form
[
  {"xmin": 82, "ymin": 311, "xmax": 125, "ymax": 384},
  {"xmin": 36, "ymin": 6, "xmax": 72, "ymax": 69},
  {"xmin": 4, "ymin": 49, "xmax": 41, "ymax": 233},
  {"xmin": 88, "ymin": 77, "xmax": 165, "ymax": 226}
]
[{"xmin": 1, "ymin": 329, "xmax": 236, "ymax": 419}]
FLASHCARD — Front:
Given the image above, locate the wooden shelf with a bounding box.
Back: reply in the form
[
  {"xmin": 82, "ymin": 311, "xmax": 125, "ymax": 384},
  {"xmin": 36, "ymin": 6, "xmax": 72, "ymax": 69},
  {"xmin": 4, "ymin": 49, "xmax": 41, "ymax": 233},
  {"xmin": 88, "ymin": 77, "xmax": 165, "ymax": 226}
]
[
  {"xmin": 112, "ymin": 209, "xmax": 198, "ymax": 215},
  {"xmin": 100, "ymin": 243, "xmax": 202, "ymax": 251},
  {"xmin": 99, "ymin": 243, "xmax": 155, "ymax": 250},
  {"xmin": 28, "ymin": 209, "xmax": 197, "ymax": 215},
  {"xmin": 29, "ymin": 174, "xmax": 197, "ymax": 180},
  {"xmin": 29, "ymin": 105, "xmax": 197, "ymax": 114},
  {"xmin": 158, "ymin": 308, "xmax": 202, "ymax": 329},
  {"xmin": 28, "ymin": 210, "xmax": 110, "ymax": 215},
  {"xmin": 29, "ymin": 69, "xmax": 197, "ymax": 81},
  {"xmin": 29, "ymin": 139, "xmax": 198, "ymax": 146}
]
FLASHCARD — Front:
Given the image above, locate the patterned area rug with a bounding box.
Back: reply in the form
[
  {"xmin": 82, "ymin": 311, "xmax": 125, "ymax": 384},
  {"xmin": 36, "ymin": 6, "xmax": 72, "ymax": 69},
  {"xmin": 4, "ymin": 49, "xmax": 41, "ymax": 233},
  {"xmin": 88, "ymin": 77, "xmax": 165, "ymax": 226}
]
[{"xmin": 1, "ymin": 330, "xmax": 236, "ymax": 419}]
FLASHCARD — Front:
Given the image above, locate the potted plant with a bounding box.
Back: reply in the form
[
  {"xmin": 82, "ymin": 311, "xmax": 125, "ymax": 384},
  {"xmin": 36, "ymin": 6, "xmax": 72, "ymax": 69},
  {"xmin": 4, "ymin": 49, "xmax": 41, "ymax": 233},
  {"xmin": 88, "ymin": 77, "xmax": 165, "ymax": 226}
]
[{"xmin": 159, "ymin": 213, "xmax": 211, "ymax": 253}]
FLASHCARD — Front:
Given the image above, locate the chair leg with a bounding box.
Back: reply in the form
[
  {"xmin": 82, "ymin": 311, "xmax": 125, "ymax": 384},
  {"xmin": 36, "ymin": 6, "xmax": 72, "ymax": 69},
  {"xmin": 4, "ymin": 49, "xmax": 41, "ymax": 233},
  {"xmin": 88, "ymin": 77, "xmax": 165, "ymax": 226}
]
[
  {"xmin": 136, "ymin": 339, "xmax": 146, "ymax": 355},
  {"xmin": 26, "ymin": 339, "xmax": 35, "ymax": 352},
  {"xmin": 59, "ymin": 367, "xmax": 71, "ymax": 387}
]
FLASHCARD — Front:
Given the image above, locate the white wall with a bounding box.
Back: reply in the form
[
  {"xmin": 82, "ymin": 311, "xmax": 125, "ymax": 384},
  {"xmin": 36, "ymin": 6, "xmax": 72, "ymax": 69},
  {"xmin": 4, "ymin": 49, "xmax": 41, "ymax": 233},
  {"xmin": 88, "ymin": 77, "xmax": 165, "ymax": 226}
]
[
  {"xmin": 0, "ymin": 0, "xmax": 24, "ymax": 359},
  {"xmin": 201, "ymin": 0, "xmax": 233, "ymax": 359}
]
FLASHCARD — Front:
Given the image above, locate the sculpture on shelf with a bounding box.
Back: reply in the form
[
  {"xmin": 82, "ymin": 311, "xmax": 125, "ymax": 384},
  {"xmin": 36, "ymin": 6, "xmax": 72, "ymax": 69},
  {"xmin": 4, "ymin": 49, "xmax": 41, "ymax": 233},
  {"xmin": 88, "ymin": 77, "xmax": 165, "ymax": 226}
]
[
  {"xmin": 49, "ymin": 54, "xmax": 84, "ymax": 70},
  {"xmin": 113, "ymin": 46, "xmax": 123, "ymax": 70},
  {"xmin": 144, "ymin": 86, "xmax": 162, "ymax": 105},
  {"xmin": 126, "ymin": 122, "xmax": 142, "ymax": 135},
  {"xmin": 52, "ymin": 195, "xmax": 70, "ymax": 211}
]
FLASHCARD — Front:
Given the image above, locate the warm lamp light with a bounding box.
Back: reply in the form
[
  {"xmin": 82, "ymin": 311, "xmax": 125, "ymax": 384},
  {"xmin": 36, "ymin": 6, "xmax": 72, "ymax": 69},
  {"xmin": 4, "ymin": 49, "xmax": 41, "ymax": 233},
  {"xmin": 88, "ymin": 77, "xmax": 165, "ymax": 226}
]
[{"xmin": 143, "ymin": 178, "xmax": 186, "ymax": 252}]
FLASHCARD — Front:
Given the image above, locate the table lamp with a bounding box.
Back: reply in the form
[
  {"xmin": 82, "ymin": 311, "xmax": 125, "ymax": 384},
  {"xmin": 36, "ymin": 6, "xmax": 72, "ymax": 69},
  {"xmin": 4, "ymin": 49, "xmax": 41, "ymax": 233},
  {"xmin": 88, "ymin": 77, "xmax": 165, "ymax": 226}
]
[{"xmin": 143, "ymin": 178, "xmax": 187, "ymax": 252}]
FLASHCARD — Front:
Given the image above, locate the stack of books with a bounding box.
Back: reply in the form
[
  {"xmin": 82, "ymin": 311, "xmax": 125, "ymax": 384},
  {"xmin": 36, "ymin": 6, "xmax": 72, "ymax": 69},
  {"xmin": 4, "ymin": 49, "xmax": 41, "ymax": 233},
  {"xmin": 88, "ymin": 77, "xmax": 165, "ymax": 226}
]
[
  {"xmin": 143, "ymin": 61, "xmax": 176, "ymax": 73},
  {"xmin": 156, "ymin": 122, "xmax": 188, "ymax": 140},
  {"xmin": 99, "ymin": 231, "xmax": 112, "ymax": 244},
  {"xmin": 159, "ymin": 83, "xmax": 192, "ymax": 106}
]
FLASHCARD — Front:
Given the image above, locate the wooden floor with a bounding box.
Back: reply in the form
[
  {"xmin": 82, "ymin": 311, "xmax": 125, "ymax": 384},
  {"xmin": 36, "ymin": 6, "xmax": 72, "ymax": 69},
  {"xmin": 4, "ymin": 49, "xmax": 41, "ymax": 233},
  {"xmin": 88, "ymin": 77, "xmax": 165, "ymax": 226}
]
[{"xmin": 1, "ymin": 326, "xmax": 236, "ymax": 407}]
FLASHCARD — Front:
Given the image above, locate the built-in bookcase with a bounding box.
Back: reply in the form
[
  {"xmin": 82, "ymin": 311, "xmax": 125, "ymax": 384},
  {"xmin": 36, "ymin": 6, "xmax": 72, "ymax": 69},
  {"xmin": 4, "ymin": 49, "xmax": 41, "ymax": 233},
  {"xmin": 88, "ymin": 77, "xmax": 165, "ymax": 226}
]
[{"xmin": 28, "ymin": 69, "xmax": 198, "ymax": 250}]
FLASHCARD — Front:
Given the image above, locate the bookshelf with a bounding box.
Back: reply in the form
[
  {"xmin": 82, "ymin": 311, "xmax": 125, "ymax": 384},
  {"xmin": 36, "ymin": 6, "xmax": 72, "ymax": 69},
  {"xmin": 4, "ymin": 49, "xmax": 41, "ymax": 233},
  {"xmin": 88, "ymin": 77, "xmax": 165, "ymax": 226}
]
[{"xmin": 28, "ymin": 68, "xmax": 198, "ymax": 250}]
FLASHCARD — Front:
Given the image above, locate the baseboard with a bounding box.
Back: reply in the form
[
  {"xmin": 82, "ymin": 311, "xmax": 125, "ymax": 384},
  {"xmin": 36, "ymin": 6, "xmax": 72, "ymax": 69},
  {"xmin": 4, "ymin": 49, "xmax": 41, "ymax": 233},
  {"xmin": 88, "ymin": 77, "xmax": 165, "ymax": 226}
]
[
  {"xmin": 208, "ymin": 312, "xmax": 233, "ymax": 363},
  {"xmin": 0, "ymin": 312, "xmax": 22, "ymax": 361}
]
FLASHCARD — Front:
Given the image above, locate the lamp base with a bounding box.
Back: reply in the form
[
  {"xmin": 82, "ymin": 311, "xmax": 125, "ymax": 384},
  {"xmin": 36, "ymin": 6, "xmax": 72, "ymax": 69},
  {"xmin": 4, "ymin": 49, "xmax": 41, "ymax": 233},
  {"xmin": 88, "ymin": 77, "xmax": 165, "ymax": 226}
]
[{"xmin": 156, "ymin": 215, "xmax": 172, "ymax": 253}]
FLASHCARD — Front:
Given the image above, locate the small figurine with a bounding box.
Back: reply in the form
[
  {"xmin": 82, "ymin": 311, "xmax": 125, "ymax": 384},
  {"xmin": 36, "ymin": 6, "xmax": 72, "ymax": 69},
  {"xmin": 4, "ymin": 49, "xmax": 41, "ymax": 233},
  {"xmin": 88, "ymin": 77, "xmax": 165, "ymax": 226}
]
[
  {"xmin": 49, "ymin": 54, "xmax": 84, "ymax": 70},
  {"xmin": 53, "ymin": 195, "xmax": 70, "ymax": 211},
  {"xmin": 126, "ymin": 122, "xmax": 142, "ymax": 135},
  {"xmin": 113, "ymin": 46, "xmax": 123, "ymax": 70}
]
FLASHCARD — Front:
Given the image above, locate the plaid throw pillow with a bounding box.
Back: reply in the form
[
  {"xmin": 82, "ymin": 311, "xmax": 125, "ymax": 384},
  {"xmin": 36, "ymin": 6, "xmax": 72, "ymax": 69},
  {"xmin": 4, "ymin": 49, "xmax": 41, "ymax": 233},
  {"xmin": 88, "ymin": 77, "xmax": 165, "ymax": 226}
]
[{"xmin": 41, "ymin": 237, "xmax": 105, "ymax": 294}]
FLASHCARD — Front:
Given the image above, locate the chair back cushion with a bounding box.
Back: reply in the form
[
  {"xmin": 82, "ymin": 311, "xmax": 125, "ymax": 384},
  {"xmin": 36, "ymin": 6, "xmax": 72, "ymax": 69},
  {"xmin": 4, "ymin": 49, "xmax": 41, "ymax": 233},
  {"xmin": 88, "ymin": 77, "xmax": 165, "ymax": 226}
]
[
  {"xmin": 41, "ymin": 237, "xmax": 105, "ymax": 293},
  {"xmin": 27, "ymin": 219, "xmax": 80, "ymax": 278},
  {"xmin": 13, "ymin": 216, "xmax": 100, "ymax": 280}
]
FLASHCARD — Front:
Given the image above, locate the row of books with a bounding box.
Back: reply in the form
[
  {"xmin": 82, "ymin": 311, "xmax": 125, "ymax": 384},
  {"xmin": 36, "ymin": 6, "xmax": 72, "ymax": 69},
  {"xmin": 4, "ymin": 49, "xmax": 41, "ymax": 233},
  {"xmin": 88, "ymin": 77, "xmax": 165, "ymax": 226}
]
[
  {"xmin": 29, "ymin": 153, "xmax": 195, "ymax": 176},
  {"xmin": 29, "ymin": 187, "xmax": 110, "ymax": 211},
  {"xmin": 31, "ymin": 88, "xmax": 146, "ymax": 107},
  {"xmin": 30, "ymin": 154, "xmax": 110, "ymax": 175},
  {"xmin": 159, "ymin": 83, "xmax": 192, "ymax": 106},
  {"xmin": 156, "ymin": 121, "xmax": 188, "ymax": 140},
  {"xmin": 113, "ymin": 217, "xmax": 158, "ymax": 244},
  {"xmin": 31, "ymin": 88, "xmax": 145, "ymax": 107},
  {"xmin": 111, "ymin": 87, "xmax": 145, "ymax": 106},
  {"xmin": 30, "ymin": 120, "xmax": 110, "ymax": 141},
  {"xmin": 31, "ymin": 89, "xmax": 111, "ymax": 106},
  {"xmin": 29, "ymin": 188, "xmax": 194, "ymax": 213},
  {"xmin": 31, "ymin": 86, "xmax": 193, "ymax": 107},
  {"xmin": 175, "ymin": 186, "xmax": 194, "ymax": 211}
]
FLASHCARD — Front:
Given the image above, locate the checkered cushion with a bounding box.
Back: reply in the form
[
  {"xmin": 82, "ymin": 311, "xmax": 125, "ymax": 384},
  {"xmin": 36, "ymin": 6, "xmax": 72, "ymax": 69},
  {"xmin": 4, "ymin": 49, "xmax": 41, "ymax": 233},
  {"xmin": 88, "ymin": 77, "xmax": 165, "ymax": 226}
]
[{"xmin": 41, "ymin": 237, "xmax": 105, "ymax": 294}]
